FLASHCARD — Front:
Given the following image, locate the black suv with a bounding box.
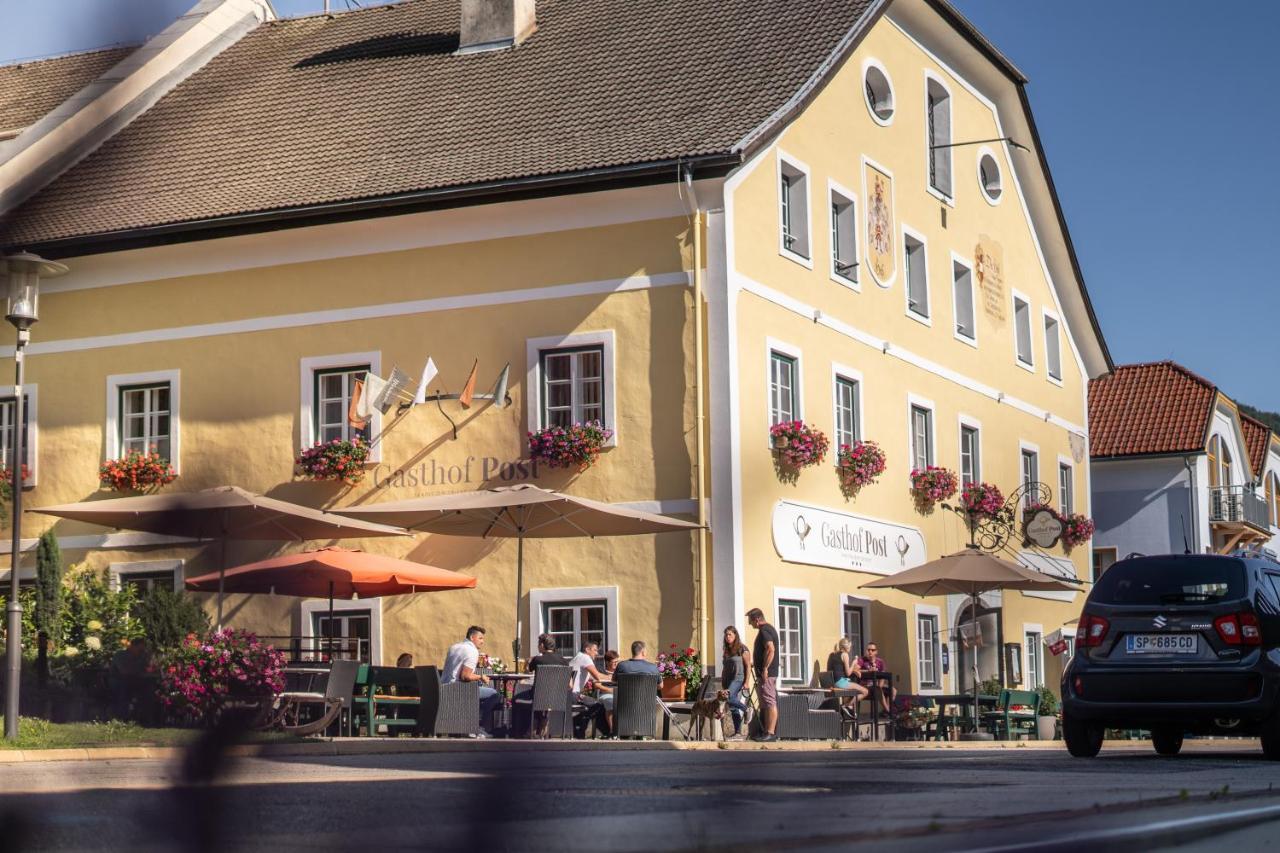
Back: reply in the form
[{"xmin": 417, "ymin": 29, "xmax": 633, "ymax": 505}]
[{"xmin": 1062, "ymin": 552, "xmax": 1280, "ymax": 758}]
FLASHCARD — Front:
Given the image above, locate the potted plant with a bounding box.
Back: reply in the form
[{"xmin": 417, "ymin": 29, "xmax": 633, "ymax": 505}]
[
  {"xmin": 835, "ymin": 440, "xmax": 886, "ymax": 496},
  {"xmin": 769, "ymin": 420, "xmax": 829, "ymax": 470},
  {"xmin": 960, "ymin": 481, "xmax": 1005, "ymax": 520},
  {"xmin": 909, "ymin": 466, "xmax": 958, "ymax": 511},
  {"xmin": 1061, "ymin": 513, "xmax": 1095, "ymax": 552},
  {"xmin": 656, "ymin": 644, "xmax": 701, "ymax": 700},
  {"xmin": 527, "ymin": 421, "xmax": 613, "ymax": 471},
  {"xmin": 1035, "ymin": 685, "xmax": 1059, "ymax": 740},
  {"xmin": 295, "ymin": 437, "xmax": 371, "ymax": 485},
  {"xmin": 99, "ymin": 450, "xmax": 176, "ymax": 493}
]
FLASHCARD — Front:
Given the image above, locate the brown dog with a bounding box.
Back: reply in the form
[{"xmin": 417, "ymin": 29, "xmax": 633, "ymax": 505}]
[{"xmin": 690, "ymin": 689, "xmax": 730, "ymax": 742}]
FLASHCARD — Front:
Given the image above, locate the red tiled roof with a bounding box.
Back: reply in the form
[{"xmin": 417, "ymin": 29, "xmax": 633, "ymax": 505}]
[
  {"xmin": 1088, "ymin": 362, "xmax": 1217, "ymax": 459},
  {"xmin": 1240, "ymin": 415, "xmax": 1272, "ymax": 477},
  {"xmin": 0, "ymin": 47, "xmax": 136, "ymax": 133}
]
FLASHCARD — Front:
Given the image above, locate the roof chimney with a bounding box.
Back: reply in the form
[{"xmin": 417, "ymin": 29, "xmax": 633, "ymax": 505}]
[{"xmin": 458, "ymin": 0, "xmax": 536, "ymax": 54}]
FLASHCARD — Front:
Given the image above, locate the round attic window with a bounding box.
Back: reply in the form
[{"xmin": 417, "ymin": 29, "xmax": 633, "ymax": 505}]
[
  {"xmin": 978, "ymin": 152, "xmax": 1002, "ymax": 203},
  {"xmin": 863, "ymin": 63, "xmax": 894, "ymax": 124}
]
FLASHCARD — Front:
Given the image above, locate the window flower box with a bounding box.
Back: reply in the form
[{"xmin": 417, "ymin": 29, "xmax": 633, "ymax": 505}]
[
  {"xmin": 296, "ymin": 437, "xmax": 370, "ymax": 485},
  {"xmin": 770, "ymin": 420, "xmax": 829, "ymax": 470},
  {"xmin": 0, "ymin": 464, "xmax": 31, "ymax": 503},
  {"xmin": 909, "ymin": 466, "xmax": 958, "ymax": 511},
  {"xmin": 835, "ymin": 440, "xmax": 886, "ymax": 496},
  {"xmin": 99, "ymin": 451, "xmax": 177, "ymax": 493},
  {"xmin": 960, "ymin": 482, "xmax": 1005, "ymax": 519},
  {"xmin": 1061, "ymin": 513, "xmax": 1095, "ymax": 551},
  {"xmin": 528, "ymin": 421, "xmax": 613, "ymax": 471}
]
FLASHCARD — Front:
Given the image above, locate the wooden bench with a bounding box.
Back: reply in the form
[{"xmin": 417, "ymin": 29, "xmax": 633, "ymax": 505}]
[{"xmin": 354, "ymin": 665, "xmax": 421, "ymax": 735}]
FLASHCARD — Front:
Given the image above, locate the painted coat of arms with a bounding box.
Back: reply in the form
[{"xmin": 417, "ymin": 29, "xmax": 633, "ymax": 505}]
[{"xmin": 866, "ymin": 165, "xmax": 894, "ymax": 284}]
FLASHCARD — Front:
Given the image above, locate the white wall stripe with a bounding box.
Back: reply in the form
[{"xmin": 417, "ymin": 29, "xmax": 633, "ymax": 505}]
[
  {"xmin": 0, "ymin": 531, "xmax": 200, "ymax": 556},
  {"xmin": 1, "ymin": 271, "xmax": 690, "ymax": 358},
  {"xmin": 736, "ymin": 273, "xmax": 1086, "ymax": 436}
]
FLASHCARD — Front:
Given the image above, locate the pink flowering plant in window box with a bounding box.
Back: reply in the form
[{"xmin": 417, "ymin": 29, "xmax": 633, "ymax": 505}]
[
  {"xmin": 528, "ymin": 421, "xmax": 613, "ymax": 471},
  {"xmin": 835, "ymin": 440, "xmax": 886, "ymax": 496},
  {"xmin": 296, "ymin": 437, "xmax": 370, "ymax": 485},
  {"xmin": 156, "ymin": 628, "xmax": 286, "ymax": 727},
  {"xmin": 909, "ymin": 466, "xmax": 958, "ymax": 512},
  {"xmin": 960, "ymin": 482, "xmax": 1005, "ymax": 519},
  {"xmin": 770, "ymin": 420, "xmax": 830, "ymax": 470},
  {"xmin": 99, "ymin": 450, "xmax": 176, "ymax": 493},
  {"xmin": 1061, "ymin": 513, "xmax": 1096, "ymax": 551}
]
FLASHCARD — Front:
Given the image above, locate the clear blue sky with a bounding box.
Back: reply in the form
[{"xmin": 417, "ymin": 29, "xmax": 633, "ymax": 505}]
[{"xmin": 3, "ymin": 1, "xmax": 1278, "ymax": 409}]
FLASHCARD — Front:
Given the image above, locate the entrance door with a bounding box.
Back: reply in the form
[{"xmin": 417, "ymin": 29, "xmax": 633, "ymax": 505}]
[
  {"xmin": 314, "ymin": 611, "xmax": 372, "ymax": 661},
  {"xmin": 954, "ymin": 603, "xmax": 1002, "ymax": 693}
]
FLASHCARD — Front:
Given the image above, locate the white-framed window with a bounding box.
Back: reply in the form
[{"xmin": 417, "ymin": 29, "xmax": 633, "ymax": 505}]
[
  {"xmin": 526, "ymin": 331, "xmax": 617, "ymax": 446},
  {"xmin": 977, "ymin": 148, "xmax": 1002, "ymax": 204},
  {"xmin": 829, "ymin": 181, "xmax": 859, "ymax": 285},
  {"xmin": 0, "ymin": 387, "xmax": 35, "ymax": 483},
  {"xmin": 833, "ymin": 371, "xmax": 861, "ymax": 450},
  {"xmin": 1092, "ymin": 547, "xmax": 1117, "ymax": 583},
  {"xmin": 778, "ymin": 152, "xmax": 811, "ymax": 264},
  {"xmin": 952, "ymin": 256, "xmax": 976, "ymax": 343},
  {"xmin": 109, "ymin": 559, "xmax": 183, "ymax": 595},
  {"xmin": 863, "ymin": 59, "xmax": 895, "ymax": 125},
  {"xmin": 925, "ymin": 74, "xmax": 952, "ymax": 199},
  {"xmin": 1269, "ymin": 471, "xmax": 1280, "ymax": 529},
  {"xmin": 1021, "ymin": 445, "xmax": 1040, "ymax": 508},
  {"xmin": 301, "ymin": 597, "xmax": 383, "ymax": 664},
  {"xmin": 960, "ymin": 422, "xmax": 981, "ymax": 487},
  {"xmin": 300, "ymin": 352, "xmax": 381, "ymax": 461},
  {"xmin": 1044, "ymin": 311, "xmax": 1063, "ymax": 382},
  {"xmin": 903, "ymin": 228, "xmax": 929, "ymax": 322},
  {"xmin": 1012, "ymin": 292, "xmax": 1034, "ymax": 368},
  {"xmin": 769, "ymin": 348, "xmax": 800, "ymax": 427},
  {"xmin": 106, "ymin": 370, "xmax": 181, "ymax": 472},
  {"xmin": 777, "ymin": 598, "xmax": 808, "ymax": 684},
  {"xmin": 910, "ymin": 401, "xmax": 935, "ymax": 472},
  {"xmin": 917, "ymin": 610, "xmax": 941, "ymax": 689},
  {"xmin": 540, "ymin": 346, "xmax": 604, "ymax": 428},
  {"xmin": 529, "ymin": 586, "xmax": 620, "ymax": 666},
  {"xmin": 1025, "ymin": 629, "xmax": 1043, "ymax": 689},
  {"xmin": 843, "ymin": 602, "xmax": 866, "ymax": 657},
  {"xmin": 1059, "ymin": 461, "xmax": 1074, "ymax": 515}
]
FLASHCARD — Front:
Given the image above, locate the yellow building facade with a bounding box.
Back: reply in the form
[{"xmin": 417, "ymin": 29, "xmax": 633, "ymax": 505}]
[{"xmin": 0, "ymin": 0, "xmax": 1110, "ymax": 694}]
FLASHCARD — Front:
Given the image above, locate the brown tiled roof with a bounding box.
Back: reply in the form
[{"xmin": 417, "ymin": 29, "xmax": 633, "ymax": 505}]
[
  {"xmin": 1088, "ymin": 362, "xmax": 1217, "ymax": 459},
  {"xmin": 0, "ymin": 0, "xmax": 876, "ymax": 247},
  {"xmin": 1241, "ymin": 415, "xmax": 1272, "ymax": 477},
  {"xmin": 0, "ymin": 47, "xmax": 135, "ymax": 132}
]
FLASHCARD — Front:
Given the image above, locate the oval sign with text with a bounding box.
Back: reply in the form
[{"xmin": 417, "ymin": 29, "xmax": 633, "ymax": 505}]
[{"xmin": 1023, "ymin": 509, "xmax": 1064, "ymax": 549}]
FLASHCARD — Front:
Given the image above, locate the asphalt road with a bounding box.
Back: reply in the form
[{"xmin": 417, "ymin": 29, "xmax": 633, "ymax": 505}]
[{"xmin": 4, "ymin": 743, "xmax": 1280, "ymax": 852}]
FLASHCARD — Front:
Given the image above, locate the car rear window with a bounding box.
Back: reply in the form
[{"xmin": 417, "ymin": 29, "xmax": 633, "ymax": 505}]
[{"xmin": 1090, "ymin": 557, "xmax": 1247, "ymax": 605}]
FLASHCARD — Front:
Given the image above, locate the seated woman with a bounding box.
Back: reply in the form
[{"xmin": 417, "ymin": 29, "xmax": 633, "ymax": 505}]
[{"xmin": 826, "ymin": 638, "xmax": 869, "ymax": 717}]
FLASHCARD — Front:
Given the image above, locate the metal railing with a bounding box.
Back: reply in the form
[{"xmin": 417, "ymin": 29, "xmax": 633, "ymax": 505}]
[{"xmin": 1208, "ymin": 486, "xmax": 1272, "ymax": 531}]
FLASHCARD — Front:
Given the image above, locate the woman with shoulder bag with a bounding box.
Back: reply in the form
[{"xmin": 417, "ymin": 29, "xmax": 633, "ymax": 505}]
[{"xmin": 721, "ymin": 626, "xmax": 752, "ymax": 741}]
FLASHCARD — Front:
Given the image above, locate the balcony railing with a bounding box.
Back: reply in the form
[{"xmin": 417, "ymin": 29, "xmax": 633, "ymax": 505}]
[{"xmin": 1208, "ymin": 486, "xmax": 1272, "ymax": 532}]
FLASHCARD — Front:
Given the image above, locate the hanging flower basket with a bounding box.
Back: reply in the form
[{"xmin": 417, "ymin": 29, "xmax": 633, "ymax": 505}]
[
  {"xmin": 769, "ymin": 420, "xmax": 829, "ymax": 469},
  {"xmin": 835, "ymin": 440, "xmax": 886, "ymax": 496},
  {"xmin": 295, "ymin": 437, "xmax": 370, "ymax": 485},
  {"xmin": 960, "ymin": 482, "xmax": 1005, "ymax": 519},
  {"xmin": 0, "ymin": 464, "xmax": 31, "ymax": 503},
  {"xmin": 99, "ymin": 450, "xmax": 177, "ymax": 493},
  {"xmin": 528, "ymin": 421, "xmax": 613, "ymax": 471},
  {"xmin": 1061, "ymin": 513, "xmax": 1095, "ymax": 550},
  {"xmin": 909, "ymin": 466, "xmax": 958, "ymax": 511}
]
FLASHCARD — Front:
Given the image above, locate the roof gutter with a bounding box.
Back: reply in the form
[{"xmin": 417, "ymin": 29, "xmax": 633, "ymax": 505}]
[{"xmin": 15, "ymin": 152, "xmax": 742, "ymax": 259}]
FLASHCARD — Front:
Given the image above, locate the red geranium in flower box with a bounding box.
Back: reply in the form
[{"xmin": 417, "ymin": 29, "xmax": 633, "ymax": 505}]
[
  {"xmin": 99, "ymin": 450, "xmax": 176, "ymax": 493},
  {"xmin": 295, "ymin": 437, "xmax": 370, "ymax": 485}
]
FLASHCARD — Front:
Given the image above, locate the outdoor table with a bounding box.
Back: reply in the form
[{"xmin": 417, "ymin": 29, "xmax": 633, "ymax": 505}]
[
  {"xmin": 858, "ymin": 672, "xmax": 893, "ymax": 742},
  {"xmin": 488, "ymin": 673, "xmax": 533, "ymax": 737},
  {"xmin": 931, "ymin": 693, "xmax": 998, "ymax": 741}
]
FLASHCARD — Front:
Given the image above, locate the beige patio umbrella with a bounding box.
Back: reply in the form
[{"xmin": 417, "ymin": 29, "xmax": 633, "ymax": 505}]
[
  {"xmin": 31, "ymin": 486, "xmax": 407, "ymax": 622},
  {"xmin": 337, "ymin": 484, "xmax": 701, "ymax": 662},
  {"xmin": 861, "ymin": 548, "xmax": 1078, "ymax": 727}
]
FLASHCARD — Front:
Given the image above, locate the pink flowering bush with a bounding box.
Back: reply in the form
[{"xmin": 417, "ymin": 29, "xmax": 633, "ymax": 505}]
[
  {"xmin": 1061, "ymin": 513, "xmax": 1096, "ymax": 550},
  {"xmin": 835, "ymin": 441, "xmax": 886, "ymax": 496},
  {"xmin": 296, "ymin": 437, "xmax": 370, "ymax": 485},
  {"xmin": 909, "ymin": 466, "xmax": 958, "ymax": 511},
  {"xmin": 156, "ymin": 629, "xmax": 286, "ymax": 726},
  {"xmin": 961, "ymin": 482, "xmax": 1005, "ymax": 519},
  {"xmin": 99, "ymin": 451, "xmax": 176, "ymax": 493},
  {"xmin": 528, "ymin": 421, "xmax": 613, "ymax": 470},
  {"xmin": 770, "ymin": 420, "xmax": 830, "ymax": 469}
]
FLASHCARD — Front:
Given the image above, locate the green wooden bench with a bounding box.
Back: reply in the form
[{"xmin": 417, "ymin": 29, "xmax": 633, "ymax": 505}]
[
  {"xmin": 981, "ymin": 689, "xmax": 1039, "ymax": 740},
  {"xmin": 353, "ymin": 665, "xmax": 421, "ymax": 736}
]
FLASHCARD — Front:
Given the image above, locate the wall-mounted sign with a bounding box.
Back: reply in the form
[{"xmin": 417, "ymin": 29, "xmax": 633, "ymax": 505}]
[
  {"xmin": 373, "ymin": 456, "xmax": 539, "ymax": 489},
  {"xmin": 771, "ymin": 500, "xmax": 927, "ymax": 576},
  {"xmin": 974, "ymin": 236, "xmax": 1005, "ymax": 324},
  {"xmin": 1023, "ymin": 508, "xmax": 1064, "ymax": 549},
  {"xmin": 865, "ymin": 163, "xmax": 896, "ymax": 285}
]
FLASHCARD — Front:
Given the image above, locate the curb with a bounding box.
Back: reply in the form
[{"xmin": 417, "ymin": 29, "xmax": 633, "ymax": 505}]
[{"xmin": 0, "ymin": 736, "xmax": 1261, "ymax": 763}]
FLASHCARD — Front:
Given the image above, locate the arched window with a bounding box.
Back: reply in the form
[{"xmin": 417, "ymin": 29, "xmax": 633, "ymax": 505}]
[
  {"xmin": 1269, "ymin": 472, "xmax": 1280, "ymax": 528},
  {"xmin": 1208, "ymin": 435, "xmax": 1233, "ymax": 488},
  {"xmin": 926, "ymin": 77, "xmax": 952, "ymax": 198}
]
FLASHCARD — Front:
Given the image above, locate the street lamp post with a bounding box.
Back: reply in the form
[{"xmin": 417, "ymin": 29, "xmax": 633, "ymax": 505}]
[{"xmin": 2, "ymin": 252, "xmax": 66, "ymax": 739}]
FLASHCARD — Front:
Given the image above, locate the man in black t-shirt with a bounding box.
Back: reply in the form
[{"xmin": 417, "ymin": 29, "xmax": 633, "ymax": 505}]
[{"xmin": 747, "ymin": 608, "xmax": 780, "ymax": 742}]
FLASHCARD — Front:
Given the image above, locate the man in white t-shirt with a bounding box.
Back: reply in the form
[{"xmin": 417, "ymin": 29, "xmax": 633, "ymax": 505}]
[
  {"xmin": 441, "ymin": 625, "xmax": 502, "ymax": 733},
  {"xmin": 568, "ymin": 640, "xmax": 611, "ymax": 738}
]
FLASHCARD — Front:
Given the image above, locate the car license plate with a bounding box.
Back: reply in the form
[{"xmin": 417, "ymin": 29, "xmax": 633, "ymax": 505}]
[{"xmin": 1125, "ymin": 634, "xmax": 1198, "ymax": 655}]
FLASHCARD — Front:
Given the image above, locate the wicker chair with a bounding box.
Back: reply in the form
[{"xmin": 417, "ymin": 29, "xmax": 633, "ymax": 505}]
[
  {"xmin": 513, "ymin": 665, "xmax": 573, "ymax": 738},
  {"xmin": 777, "ymin": 692, "xmax": 841, "ymax": 740},
  {"xmin": 614, "ymin": 672, "xmax": 660, "ymax": 739},
  {"xmin": 415, "ymin": 666, "xmax": 481, "ymax": 737}
]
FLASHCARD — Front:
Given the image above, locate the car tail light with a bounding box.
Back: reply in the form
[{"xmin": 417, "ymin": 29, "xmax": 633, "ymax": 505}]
[
  {"xmin": 1217, "ymin": 612, "xmax": 1262, "ymax": 646},
  {"xmin": 1072, "ymin": 675, "xmax": 1084, "ymax": 697},
  {"xmin": 1076, "ymin": 614, "xmax": 1110, "ymax": 648}
]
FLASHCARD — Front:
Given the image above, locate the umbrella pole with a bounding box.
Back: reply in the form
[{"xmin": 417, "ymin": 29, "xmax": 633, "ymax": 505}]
[
  {"xmin": 971, "ymin": 592, "xmax": 981, "ymax": 733},
  {"xmin": 328, "ymin": 580, "xmax": 335, "ymax": 662},
  {"xmin": 513, "ymin": 534, "xmax": 524, "ymax": 669},
  {"xmin": 216, "ymin": 537, "xmax": 227, "ymax": 628}
]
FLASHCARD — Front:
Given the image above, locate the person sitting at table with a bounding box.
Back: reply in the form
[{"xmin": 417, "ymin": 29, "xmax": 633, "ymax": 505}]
[
  {"xmin": 721, "ymin": 626, "xmax": 752, "ymax": 740},
  {"xmin": 856, "ymin": 641, "xmax": 896, "ymax": 715},
  {"xmin": 527, "ymin": 634, "xmax": 569, "ymax": 672},
  {"xmin": 826, "ymin": 638, "xmax": 869, "ymax": 719},
  {"xmin": 442, "ymin": 625, "xmax": 503, "ymax": 736},
  {"xmin": 614, "ymin": 640, "xmax": 659, "ymax": 675},
  {"xmin": 566, "ymin": 640, "xmax": 610, "ymax": 738}
]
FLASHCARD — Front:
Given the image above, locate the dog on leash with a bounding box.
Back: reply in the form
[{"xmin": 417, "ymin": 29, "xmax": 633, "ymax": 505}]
[{"xmin": 690, "ymin": 689, "xmax": 731, "ymax": 741}]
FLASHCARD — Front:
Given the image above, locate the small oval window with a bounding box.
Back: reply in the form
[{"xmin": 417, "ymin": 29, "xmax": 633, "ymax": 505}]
[
  {"xmin": 864, "ymin": 64, "xmax": 894, "ymax": 124},
  {"xmin": 979, "ymin": 152, "xmax": 1002, "ymax": 202}
]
